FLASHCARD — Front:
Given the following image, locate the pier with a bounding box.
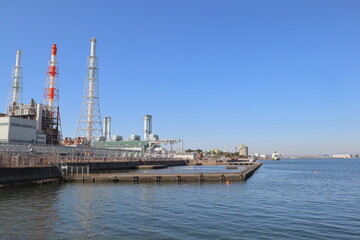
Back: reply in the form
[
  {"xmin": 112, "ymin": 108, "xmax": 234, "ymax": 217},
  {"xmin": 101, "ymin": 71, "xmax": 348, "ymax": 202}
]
[{"xmin": 66, "ymin": 162, "xmax": 262, "ymax": 183}]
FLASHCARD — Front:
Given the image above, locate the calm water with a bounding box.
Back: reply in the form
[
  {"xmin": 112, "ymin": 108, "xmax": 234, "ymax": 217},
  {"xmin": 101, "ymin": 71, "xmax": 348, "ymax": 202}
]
[{"xmin": 0, "ymin": 158, "xmax": 359, "ymax": 239}]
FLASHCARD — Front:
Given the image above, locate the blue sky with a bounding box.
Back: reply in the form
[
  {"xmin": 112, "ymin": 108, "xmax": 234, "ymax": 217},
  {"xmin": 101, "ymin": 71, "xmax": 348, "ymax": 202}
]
[{"xmin": 0, "ymin": 0, "xmax": 359, "ymax": 155}]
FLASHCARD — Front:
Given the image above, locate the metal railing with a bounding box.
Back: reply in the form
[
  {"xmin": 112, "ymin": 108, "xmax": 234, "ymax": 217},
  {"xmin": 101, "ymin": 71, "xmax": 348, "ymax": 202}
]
[{"xmin": 0, "ymin": 143, "xmax": 185, "ymax": 168}]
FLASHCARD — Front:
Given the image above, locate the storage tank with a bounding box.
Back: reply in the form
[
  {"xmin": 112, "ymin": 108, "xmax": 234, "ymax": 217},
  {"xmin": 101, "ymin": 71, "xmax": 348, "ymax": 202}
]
[
  {"xmin": 111, "ymin": 135, "xmax": 123, "ymax": 141},
  {"xmin": 95, "ymin": 136, "xmax": 105, "ymax": 142},
  {"xmin": 149, "ymin": 134, "xmax": 159, "ymax": 141},
  {"xmin": 129, "ymin": 134, "xmax": 141, "ymax": 141}
]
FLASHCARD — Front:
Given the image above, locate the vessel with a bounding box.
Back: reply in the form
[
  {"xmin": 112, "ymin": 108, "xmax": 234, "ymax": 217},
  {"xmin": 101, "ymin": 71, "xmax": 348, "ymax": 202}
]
[{"xmin": 272, "ymin": 151, "xmax": 281, "ymax": 160}]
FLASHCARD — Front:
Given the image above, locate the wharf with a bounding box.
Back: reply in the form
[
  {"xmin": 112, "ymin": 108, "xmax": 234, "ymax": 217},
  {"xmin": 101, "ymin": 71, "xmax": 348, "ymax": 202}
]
[{"xmin": 66, "ymin": 162, "xmax": 262, "ymax": 183}]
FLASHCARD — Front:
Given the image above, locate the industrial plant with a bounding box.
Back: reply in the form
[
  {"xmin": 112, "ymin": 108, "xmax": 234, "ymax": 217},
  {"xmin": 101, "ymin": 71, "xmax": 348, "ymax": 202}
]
[
  {"xmin": 0, "ymin": 38, "xmax": 184, "ymax": 163},
  {"xmin": 0, "ymin": 37, "xmax": 264, "ymax": 189}
]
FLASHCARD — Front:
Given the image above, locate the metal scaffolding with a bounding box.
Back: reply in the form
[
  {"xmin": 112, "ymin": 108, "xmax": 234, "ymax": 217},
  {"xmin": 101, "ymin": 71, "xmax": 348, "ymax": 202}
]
[{"xmin": 0, "ymin": 142, "xmax": 144, "ymax": 167}]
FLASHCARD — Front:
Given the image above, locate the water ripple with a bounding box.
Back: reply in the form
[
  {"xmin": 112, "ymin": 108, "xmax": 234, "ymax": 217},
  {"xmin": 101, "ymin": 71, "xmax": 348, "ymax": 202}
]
[{"xmin": 0, "ymin": 158, "xmax": 360, "ymax": 239}]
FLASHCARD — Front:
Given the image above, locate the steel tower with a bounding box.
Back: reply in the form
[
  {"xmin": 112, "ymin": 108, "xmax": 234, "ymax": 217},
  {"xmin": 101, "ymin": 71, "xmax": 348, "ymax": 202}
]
[
  {"xmin": 43, "ymin": 44, "xmax": 62, "ymax": 145},
  {"xmin": 76, "ymin": 38, "xmax": 102, "ymax": 143},
  {"xmin": 7, "ymin": 50, "xmax": 23, "ymax": 115}
]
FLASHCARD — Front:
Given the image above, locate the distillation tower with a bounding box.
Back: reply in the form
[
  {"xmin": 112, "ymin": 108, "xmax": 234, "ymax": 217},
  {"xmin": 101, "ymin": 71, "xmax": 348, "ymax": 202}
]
[
  {"xmin": 7, "ymin": 50, "xmax": 23, "ymax": 115},
  {"xmin": 76, "ymin": 38, "xmax": 103, "ymax": 143}
]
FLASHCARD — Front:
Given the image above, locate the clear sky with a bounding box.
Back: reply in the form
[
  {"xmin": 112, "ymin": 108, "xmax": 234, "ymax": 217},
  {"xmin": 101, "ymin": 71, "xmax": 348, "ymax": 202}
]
[{"xmin": 0, "ymin": 0, "xmax": 359, "ymax": 155}]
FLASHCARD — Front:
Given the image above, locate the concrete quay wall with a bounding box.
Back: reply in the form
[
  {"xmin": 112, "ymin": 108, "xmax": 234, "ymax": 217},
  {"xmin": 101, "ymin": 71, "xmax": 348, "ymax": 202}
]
[
  {"xmin": 65, "ymin": 159, "xmax": 187, "ymax": 170},
  {"xmin": 0, "ymin": 167, "xmax": 62, "ymax": 186},
  {"xmin": 242, "ymin": 162, "xmax": 262, "ymax": 180}
]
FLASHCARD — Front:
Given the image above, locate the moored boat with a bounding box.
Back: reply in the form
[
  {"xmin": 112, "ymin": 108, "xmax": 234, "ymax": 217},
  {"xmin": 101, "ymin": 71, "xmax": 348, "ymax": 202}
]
[{"xmin": 272, "ymin": 151, "xmax": 281, "ymax": 160}]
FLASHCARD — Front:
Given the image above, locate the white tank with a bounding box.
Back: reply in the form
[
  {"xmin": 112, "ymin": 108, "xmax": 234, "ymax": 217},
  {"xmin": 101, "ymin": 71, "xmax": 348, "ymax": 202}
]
[
  {"xmin": 149, "ymin": 134, "xmax": 159, "ymax": 141},
  {"xmin": 130, "ymin": 134, "xmax": 141, "ymax": 141},
  {"xmin": 95, "ymin": 136, "xmax": 105, "ymax": 142},
  {"xmin": 111, "ymin": 135, "xmax": 123, "ymax": 141}
]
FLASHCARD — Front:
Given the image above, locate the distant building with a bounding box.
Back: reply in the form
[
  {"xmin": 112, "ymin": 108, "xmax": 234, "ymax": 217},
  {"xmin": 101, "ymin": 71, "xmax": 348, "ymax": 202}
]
[
  {"xmin": 331, "ymin": 154, "xmax": 352, "ymax": 158},
  {"xmin": 239, "ymin": 144, "xmax": 248, "ymax": 157},
  {"xmin": 259, "ymin": 154, "xmax": 267, "ymax": 159},
  {"xmin": 173, "ymin": 152, "xmax": 198, "ymax": 160}
]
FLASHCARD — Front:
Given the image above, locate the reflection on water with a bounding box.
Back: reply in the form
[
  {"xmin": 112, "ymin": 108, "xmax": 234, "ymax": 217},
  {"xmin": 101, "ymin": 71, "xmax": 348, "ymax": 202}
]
[{"xmin": 1, "ymin": 159, "xmax": 360, "ymax": 239}]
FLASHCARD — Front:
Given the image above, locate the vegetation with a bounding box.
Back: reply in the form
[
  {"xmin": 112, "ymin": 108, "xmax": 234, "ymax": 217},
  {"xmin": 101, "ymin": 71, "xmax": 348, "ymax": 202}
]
[
  {"xmin": 185, "ymin": 148, "xmax": 248, "ymax": 159},
  {"xmin": 185, "ymin": 148, "xmax": 203, "ymax": 153}
]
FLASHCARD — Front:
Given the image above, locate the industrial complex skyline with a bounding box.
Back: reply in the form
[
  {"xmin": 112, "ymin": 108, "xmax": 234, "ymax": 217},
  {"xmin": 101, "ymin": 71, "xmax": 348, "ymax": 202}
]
[{"xmin": 0, "ymin": 0, "xmax": 359, "ymax": 155}]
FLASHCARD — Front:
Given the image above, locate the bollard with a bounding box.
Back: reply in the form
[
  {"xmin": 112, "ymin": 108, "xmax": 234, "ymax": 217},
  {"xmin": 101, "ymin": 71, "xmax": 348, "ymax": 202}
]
[
  {"xmin": 199, "ymin": 174, "xmax": 204, "ymax": 182},
  {"xmin": 220, "ymin": 175, "xmax": 225, "ymax": 182},
  {"xmin": 133, "ymin": 176, "xmax": 139, "ymax": 183},
  {"xmin": 155, "ymin": 176, "xmax": 161, "ymax": 183}
]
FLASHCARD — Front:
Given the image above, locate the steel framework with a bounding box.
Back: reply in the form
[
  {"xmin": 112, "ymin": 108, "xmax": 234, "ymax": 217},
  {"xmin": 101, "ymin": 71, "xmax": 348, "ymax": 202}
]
[
  {"xmin": 0, "ymin": 143, "xmax": 142, "ymax": 158},
  {"xmin": 76, "ymin": 38, "xmax": 102, "ymax": 143}
]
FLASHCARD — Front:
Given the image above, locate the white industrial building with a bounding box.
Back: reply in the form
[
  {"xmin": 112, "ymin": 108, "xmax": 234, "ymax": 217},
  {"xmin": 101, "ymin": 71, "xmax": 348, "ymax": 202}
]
[
  {"xmin": 331, "ymin": 154, "xmax": 352, "ymax": 159},
  {"xmin": 0, "ymin": 116, "xmax": 46, "ymax": 144}
]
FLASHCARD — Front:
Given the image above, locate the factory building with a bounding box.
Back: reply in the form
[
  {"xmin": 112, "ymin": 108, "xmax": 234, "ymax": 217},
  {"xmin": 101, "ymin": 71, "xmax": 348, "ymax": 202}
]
[
  {"xmin": 1, "ymin": 102, "xmax": 61, "ymax": 145},
  {"xmin": 0, "ymin": 45, "xmax": 61, "ymax": 145},
  {"xmin": 92, "ymin": 115, "xmax": 159, "ymax": 151},
  {"xmin": 91, "ymin": 115, "xmax": 182, "ymax": 154},
  {"xmin": 0, "ymin": 115, "xmax": 46, "ymax": 144},
  {"xmin": 239, "ymin": 144, "xmax": 248, "ymax": 157},
  {"xmin": 2, "ymin": 39, "xmax": 183, "ymax": 156}
]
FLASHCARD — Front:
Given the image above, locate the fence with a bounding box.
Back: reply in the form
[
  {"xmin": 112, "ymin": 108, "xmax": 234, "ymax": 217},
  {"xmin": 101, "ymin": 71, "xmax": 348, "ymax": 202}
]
[{"xmin": 63, "ymin": 165, "xmax": 90, "ymax": 176}]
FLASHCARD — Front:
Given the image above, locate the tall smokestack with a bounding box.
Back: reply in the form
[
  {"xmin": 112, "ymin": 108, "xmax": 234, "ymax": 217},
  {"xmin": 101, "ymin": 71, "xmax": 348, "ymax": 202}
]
[
  {"xmin": 44, "ymin": 44, "xmax": 58, "ymax": 107},
  {"xmin": 103, "ymin": 116, "xmax": 111, "ymax": 141},
  {"xmin": 43, "ymin": 44, "xmax": 62, "ymax": 144},
  {"xmin": 76, "ymin": 38, "xmax": 103, "ymax": 143},
  {"xmin": 7, "ymin": 50, "xmax": 23, "ymax": 114},
  {"xmin": 144, "ymin": 115, "xmax": 152, "ymax": 140}
]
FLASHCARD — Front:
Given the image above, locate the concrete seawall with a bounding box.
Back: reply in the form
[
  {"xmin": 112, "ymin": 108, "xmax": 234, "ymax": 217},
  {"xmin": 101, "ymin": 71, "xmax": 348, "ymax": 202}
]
[
  {"xmin": 65, "ymin": 159, "xmax": 187, "ymax": 171},
  {"xmin": 0, "ymin": 167, "xmax": 63, "ymax": 186},
  {"xmin": 0, "ymin": 161, "xmax": 261, "ymax": 186}
]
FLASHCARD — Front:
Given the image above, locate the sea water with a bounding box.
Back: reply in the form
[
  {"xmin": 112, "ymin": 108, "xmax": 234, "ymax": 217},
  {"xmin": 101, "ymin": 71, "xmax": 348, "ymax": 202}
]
[{"xmin": 0, "ymin": 158, "xmax": 359, "ymax": 239}]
